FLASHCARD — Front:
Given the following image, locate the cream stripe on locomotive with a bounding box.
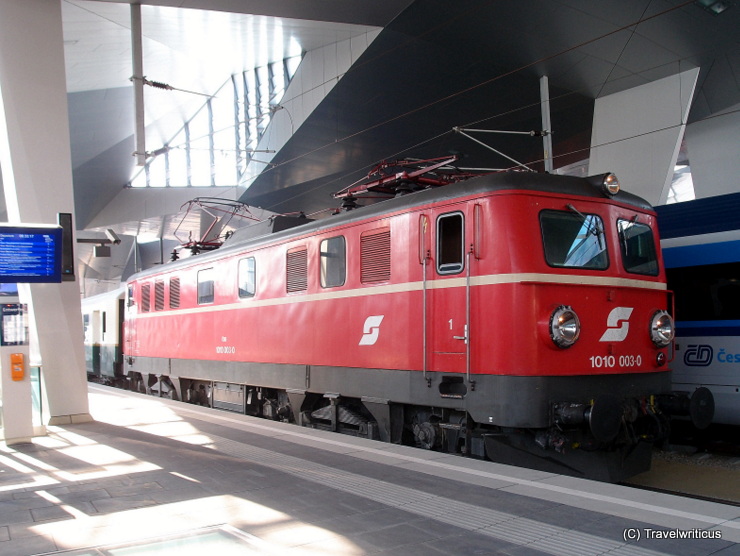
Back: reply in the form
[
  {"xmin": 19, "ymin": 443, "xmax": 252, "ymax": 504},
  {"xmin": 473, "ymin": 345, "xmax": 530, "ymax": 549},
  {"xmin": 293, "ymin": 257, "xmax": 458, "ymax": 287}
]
[{"xmin": 132, "ymin": 272, "xmax": 666, "ymax": 320}]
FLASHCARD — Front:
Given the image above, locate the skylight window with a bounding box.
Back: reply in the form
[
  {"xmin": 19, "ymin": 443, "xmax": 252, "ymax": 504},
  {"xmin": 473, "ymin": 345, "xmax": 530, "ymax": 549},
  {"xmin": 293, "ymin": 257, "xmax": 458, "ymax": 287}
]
[
  {"xmin": 694, "ymin": 0, "xmax": 732, "ymax": 15},
  {"xmin": 129, "ymin": 54, "xmax": 302, "ymax": 188}
]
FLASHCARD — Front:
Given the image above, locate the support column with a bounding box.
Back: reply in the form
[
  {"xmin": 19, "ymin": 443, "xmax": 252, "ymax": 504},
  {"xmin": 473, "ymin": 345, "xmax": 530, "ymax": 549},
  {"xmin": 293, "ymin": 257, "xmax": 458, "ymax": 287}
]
[
  {"xmin": 540, "ymin": 76, "xmax": 554, "ymax": 173},
  {"xmin": 0, "ymin": 0, "xmax": 92, "ymax": 425},
  {"xmin": 131, "ymin": 3, "xmax": 147, "ymax": 167},
  {"xmin": 589, "ymin": 68, "xmax": 699, "ymax": 205},
  {"xmin": 684, "ymin": 103, "xmax": 740, "ymax": 198}
]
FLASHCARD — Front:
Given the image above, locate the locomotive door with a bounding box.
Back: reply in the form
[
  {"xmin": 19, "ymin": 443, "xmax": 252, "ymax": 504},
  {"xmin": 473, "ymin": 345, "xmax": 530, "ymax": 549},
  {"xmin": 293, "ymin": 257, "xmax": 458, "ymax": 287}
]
[
  {"xmin": 124, "ymin": 283, "xmax": 137, "ymax": 357},
  {"xmin": 424, "ymin": 210, "xmax": 469, "ymax": 375}
]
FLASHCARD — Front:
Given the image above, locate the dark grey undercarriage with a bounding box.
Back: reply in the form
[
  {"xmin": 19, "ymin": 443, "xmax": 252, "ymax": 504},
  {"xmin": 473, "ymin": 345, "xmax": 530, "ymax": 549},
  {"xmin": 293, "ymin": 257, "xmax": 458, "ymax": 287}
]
[{"xmin": 108, "ymin": 356, "xmax": 679, "ymax": 482}]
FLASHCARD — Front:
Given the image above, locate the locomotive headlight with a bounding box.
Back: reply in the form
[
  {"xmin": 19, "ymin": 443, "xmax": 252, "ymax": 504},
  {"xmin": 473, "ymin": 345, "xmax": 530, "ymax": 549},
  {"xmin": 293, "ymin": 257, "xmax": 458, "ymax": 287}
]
[
  {"xmin": 550, "ymin": 306, "xmax": 581, "ymax": 348},
  {"xmin": 601, "ymin": 173, "xmax": 620, "ymax": 195},
  {"xmin": 650, "ymin": 310, "xmax": 674, "ymax": 347},
  {"xmin": 587, "ymin": 172, "xmax": 620, "ymax": 196}
]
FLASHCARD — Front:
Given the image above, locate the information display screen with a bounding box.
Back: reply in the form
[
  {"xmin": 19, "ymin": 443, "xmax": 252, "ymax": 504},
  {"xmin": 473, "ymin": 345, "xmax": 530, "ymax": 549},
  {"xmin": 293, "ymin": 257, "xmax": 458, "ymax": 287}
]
[
  {"xmin": 0, "ymin": 225, "xmax": 63, "ymax": 283},
  {"xmin": 1, "ymin": 303, "xmax": 27, "ymax": 346}
]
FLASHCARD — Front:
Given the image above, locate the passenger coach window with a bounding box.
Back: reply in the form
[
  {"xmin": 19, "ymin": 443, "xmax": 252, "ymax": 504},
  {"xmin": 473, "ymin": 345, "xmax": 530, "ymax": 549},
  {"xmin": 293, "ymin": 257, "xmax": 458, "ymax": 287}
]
[
  {"xmin": 198, "ymin": 268, "xmax": 215, "ymax": 304},
  {"xmin": 238, "ymin": 257, "xmax": 256, "ymax": 298},
  {"xmin": 668, "ymin": 262, "xmax": 740, "ymax": 320},
  {"xmin": 437, "ymin": 212, "xmax": 464, "ymax": 274},
  {"xmin": 617, "ymin": 220, "xmax": 658, "ymax": 276},
  {"xmin": 540, "ymin": 210, "xmax": 608, "ymax": 269},
  {"xmin": 320, "ymin": 237, "xmax": 346, "ymax": 288}
]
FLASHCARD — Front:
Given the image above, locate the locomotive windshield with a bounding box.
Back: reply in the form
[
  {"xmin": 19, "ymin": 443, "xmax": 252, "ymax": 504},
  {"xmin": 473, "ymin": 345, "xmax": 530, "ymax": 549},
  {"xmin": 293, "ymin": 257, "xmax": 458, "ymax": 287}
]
[
  {"xmin": 617, "ymin": 220, "xmax": 659, "ymax": 276},
  {"xmin": 540, "ymin": 210, "xmax": 608, "ymax": 269}
]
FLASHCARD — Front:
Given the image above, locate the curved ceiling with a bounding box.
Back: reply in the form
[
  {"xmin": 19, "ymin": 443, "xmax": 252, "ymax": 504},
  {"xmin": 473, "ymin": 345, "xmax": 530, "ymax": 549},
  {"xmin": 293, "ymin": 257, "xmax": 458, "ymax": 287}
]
[{"xmin": 238, "ymin": 0, "xmax": 740, "ymax": 216}]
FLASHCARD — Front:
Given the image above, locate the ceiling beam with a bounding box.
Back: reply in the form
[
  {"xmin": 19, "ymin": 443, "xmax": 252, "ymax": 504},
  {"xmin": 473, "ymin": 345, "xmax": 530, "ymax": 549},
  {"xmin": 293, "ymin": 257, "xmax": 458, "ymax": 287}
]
[{"xmin": 82, "ymin": 0, "xmax": 413, "ymax": 26}]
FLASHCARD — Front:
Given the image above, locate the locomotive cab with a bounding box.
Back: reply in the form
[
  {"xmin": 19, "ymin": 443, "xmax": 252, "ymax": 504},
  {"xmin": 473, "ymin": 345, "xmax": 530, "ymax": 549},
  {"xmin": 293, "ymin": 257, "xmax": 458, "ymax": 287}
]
[{"xmin": 427, "ymin": 173, "xmax": 711, "ymax": 480}]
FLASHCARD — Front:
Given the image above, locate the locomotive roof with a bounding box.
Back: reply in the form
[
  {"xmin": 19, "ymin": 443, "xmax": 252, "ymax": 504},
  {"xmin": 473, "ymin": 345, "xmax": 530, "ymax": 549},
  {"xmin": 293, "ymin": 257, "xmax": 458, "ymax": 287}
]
[{"xmin": 128, "ymin": 171, "xmax": 653, "ymax": 280}]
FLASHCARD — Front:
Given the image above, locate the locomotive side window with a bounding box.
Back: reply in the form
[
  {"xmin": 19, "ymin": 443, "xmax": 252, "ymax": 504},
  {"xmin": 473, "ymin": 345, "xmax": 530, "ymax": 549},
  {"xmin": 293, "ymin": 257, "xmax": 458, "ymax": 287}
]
[
  {"xmin": 437, "ymin": 212, "xmax": 464, "ymax": 275},
  {"xmin": 361, "ymin": 228, "xmax": 391, "ymax": 283},
  {"xmin": 540, "ymin": 210, "xmax": 608, "ymax": 269},
  {"xmin": 154, "ymin": 281, "xmax": 165, "ymax": 311},
  {"xmin": 169, "ymin": 277, "xmax": 180, "ymax": 309},
  {"xmin": 198, "ymin": 268, "xmax": 215, "ymax": 304},
  {"xmin": 127, "ymin": 284, "xmax": 135, "ymax": 307},
  {"xmin": 617, "ymin": 220, "xmax": 658, "ymax": 276},
  {"xmin": 286, "ymin": 248, "xmax": 308, "ymax": 292},
  {"xmin": 238, "ymin": 257, "xmax": 256, "ymax": 298},
  {"xmin": 320, "ymin": 236, "xmax": 346, "ymax": 288}
]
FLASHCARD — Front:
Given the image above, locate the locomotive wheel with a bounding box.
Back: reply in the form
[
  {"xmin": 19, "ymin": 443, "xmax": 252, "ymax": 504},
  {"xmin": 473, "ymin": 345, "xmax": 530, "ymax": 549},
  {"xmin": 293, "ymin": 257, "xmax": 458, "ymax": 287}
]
[{"xmin": 413, "ymin": 422, "xmax": 439, "ymax": 450}]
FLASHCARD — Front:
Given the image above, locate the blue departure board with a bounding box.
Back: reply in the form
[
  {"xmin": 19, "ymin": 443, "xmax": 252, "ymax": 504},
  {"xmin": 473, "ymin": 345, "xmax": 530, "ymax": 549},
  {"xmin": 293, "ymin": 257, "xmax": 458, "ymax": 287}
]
[{"xmin": 0, "ymin": 225, "xmax": 63, "ymax": 283}]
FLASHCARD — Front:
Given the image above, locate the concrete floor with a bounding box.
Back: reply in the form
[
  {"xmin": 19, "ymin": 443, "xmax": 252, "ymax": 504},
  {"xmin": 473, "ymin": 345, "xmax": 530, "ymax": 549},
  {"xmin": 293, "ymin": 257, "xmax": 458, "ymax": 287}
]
[{"xmin": 0, "ymin": 384, "xmax": 738, "ymax": 555}]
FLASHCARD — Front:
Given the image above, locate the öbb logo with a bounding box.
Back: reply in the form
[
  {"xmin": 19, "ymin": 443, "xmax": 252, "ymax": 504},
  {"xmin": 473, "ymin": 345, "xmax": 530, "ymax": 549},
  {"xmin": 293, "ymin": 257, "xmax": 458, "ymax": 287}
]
[
  {"xmin": 359, "ymin": 315, "xmax": 384, "ymax": 346},
  {"xmin": 684, "ymin": 345, "xmax": 713, "ymax": 367},
  {"xmin": 599, "ymin": 307, "xmax": 634, "ymax": 342}
]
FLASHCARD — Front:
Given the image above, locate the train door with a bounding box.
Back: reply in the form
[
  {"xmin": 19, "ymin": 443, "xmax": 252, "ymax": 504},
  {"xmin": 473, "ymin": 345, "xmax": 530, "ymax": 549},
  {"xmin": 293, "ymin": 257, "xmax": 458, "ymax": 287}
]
[
  {"xmin": 124, "ymin": 283, "xmax": 137, "ymax": 357},
  {"xmin": 115, "ymin": 297, "xmax": 125, "ymax": 376},
  {"xmin": 91, "ymin": 310, "xmax": 102, "ymax": 375},
  {"xmin": 425, "ymin": 210, "xmax": 468, "ymax": 375}
]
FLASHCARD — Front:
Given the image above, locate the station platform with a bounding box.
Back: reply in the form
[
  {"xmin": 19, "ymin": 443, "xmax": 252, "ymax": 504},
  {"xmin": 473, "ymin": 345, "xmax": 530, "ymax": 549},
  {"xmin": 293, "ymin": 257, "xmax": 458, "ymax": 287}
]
[{"xmin": 1, "ymin": 384, "xmax": 738, "ymax": 556}]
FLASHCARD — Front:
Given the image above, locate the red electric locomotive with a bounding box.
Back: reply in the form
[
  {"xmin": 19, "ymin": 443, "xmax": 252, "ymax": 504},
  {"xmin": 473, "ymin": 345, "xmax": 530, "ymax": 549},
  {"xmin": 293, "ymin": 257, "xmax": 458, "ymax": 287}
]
[{"xmin": 122, "ymin": 169, "xmax": 712, "ymax": 482}]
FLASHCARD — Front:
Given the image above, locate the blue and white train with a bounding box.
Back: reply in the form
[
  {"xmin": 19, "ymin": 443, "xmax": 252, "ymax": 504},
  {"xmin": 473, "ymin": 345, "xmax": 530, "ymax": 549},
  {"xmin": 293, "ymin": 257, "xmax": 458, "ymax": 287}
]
[{"xmin": 656, "ymin": 192, "xmax": 740, "ymax": 426}]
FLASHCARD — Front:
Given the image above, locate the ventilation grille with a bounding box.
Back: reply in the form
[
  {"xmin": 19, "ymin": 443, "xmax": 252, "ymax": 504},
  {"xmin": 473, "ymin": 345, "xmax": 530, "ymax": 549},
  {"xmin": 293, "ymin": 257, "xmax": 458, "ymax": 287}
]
[
  {"xmin": 361, "ymin": 228, "xmax": 391, "ymax": 283},
  {"xmin": 154, "ymin": 281, "xmax": 165, "ymax": 311},
  {"xmin": 286, "ymin": 248, "xmax": 308, "ymax": 292},
  {"xmin": 169, "ymin": 277, "xmax": 180, "ymax": 309},
  {"xmin": 141, "ymin": 283, "xmax": 151, "ymax": 312}
]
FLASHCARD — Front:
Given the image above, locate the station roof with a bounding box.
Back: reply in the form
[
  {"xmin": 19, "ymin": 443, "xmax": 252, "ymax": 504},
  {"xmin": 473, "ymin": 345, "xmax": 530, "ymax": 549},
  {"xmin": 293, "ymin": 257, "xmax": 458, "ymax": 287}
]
[{"xmin": 18, "ymin": 0, "xmax": 739, "ymax": 293}]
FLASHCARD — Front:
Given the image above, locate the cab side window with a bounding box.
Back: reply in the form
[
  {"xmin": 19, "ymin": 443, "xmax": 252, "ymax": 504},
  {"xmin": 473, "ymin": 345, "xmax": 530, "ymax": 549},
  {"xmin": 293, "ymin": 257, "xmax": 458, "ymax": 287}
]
[
  {"xmin": 320, "ymin": 237, "xmax": 346, "ymax": 288},
  {"xmin": 437, "ymin": 212, "xmax": 464, "ymax": 274},
  {"xmin": 198, "ymin": 268, "xmax": 215, "ymax": 304}
]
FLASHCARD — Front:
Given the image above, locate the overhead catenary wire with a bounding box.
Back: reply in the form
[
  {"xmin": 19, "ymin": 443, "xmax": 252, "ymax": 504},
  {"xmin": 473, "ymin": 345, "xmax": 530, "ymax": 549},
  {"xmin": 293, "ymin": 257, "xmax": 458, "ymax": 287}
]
[
  {"xmin": 130, "ymin": 76, "xmax": 215, "ymax": 99},
  {"xmin": 452, "ymin": 127, "xmax": 535, "ymax": 172},
  {"xmin": 255, "ymin": 4, "xmax": 705, "ymax": 212},
  {"xmin": 259, "ymin": 92, "xmax": 729, "ymax": 215},
  {"xmin": 251, "ymin": 0, "xmax": 698, "ymax": 200}
]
